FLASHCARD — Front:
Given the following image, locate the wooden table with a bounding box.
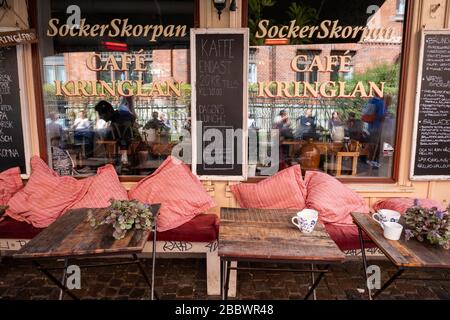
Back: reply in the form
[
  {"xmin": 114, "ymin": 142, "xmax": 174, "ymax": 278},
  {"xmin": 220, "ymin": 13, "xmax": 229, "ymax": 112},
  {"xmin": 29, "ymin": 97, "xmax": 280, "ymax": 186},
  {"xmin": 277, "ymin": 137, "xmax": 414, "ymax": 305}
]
[
  {"xmin": 219, "ymin": 208, "xmax": 345, "ymax": 300},
  {"xmin": 14, "ymin": 205, "xmax": 160, "ymax": 300},
  {"xmin": 352, "ymin": 212, "xmax": 450, "ymax": 299}
]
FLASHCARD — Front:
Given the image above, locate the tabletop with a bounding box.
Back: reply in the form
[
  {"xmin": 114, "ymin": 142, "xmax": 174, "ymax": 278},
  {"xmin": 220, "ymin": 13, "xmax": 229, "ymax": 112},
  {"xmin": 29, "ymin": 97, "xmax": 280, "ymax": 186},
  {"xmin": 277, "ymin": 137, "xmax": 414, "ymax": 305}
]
[
  {"xmin": 14, "ymin": 205, "xmax": 160, "ymax": 260},
  {"xmin": 219, "ymin": 208, "xmax": 345, "ymax": 264},
  {"xmin": 352, "ymin": 212, "xmax": 450, "ymax": 269}
]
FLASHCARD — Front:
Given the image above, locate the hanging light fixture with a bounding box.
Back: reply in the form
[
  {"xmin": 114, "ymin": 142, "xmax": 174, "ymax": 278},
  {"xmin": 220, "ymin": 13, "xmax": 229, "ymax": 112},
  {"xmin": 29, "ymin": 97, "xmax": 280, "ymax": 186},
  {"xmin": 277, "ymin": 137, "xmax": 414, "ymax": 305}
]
[
  {"xmin": 229, "ymin": 0, "xmax": 237, "ymax": 12},
  {"xmin": 212, "ymin": 0, "xmax": 227, "ymax": 20}
]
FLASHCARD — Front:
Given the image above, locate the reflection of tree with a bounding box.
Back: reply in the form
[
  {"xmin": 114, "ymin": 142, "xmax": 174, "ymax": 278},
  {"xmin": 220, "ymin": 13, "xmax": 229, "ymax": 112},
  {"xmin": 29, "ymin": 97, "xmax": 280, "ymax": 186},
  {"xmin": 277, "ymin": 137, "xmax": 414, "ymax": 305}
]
[
  {"xmin": 249, "ymin": 0, "xmax": 276, "ymax": 46},
  {"xmin": 286, "ymin": 2, "xmax": 317, "ymax": 44}
]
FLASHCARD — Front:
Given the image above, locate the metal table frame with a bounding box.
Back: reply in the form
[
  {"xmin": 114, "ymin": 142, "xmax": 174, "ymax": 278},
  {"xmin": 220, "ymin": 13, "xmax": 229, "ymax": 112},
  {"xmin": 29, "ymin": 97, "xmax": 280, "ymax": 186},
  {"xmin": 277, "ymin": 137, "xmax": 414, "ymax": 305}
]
[
  {"xmin": 32, "ymin": 225, "xmax": 159, "ymax": 301},
  {"xmin": 220, "ymin": 258, "xmax": 330, "ymax": 300},
  {"xmin": 357, "ymin": 226, "xmax": 450, "ymax": 300}
]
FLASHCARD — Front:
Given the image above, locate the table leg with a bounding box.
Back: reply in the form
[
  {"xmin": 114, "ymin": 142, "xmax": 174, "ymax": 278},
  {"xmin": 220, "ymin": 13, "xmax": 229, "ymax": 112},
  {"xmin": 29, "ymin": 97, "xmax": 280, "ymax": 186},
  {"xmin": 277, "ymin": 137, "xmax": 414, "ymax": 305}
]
[
  {"xmin": 304, "ymin": 265, "xmax": 328, "ymax": 300},
  {"xmin": 358, "ymin": 226, "xmax": 372, "ymax": 300},
  {"xmin": 58, "ymin": 258, "xmax": 69, "ymax": 301},
  {"xmin": 132, "ymin": 254, "xmax": 159, "ymax": 300},
  {"xmin": 151, "ymin": 227, "xmax": 157, "ymax": 300},
  {"xmin": 223, "ymin": 260, "xmax": 231, "ymax": 300},
  {"xmin": 310, "ymin": 264, "xmax": 317, "ymax": 301},
  {"xmin": 372, "ymin": 269, "xmax": 405, "ymax": 299},
  {"xmin": 33, "ymin": 260, "xmax": 79, "ymax": 300}
]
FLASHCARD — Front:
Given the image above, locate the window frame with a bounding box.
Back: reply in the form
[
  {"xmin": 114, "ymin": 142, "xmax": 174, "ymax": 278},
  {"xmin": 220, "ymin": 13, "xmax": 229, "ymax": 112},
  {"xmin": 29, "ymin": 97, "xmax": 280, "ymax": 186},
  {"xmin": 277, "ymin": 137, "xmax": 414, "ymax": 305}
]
[
  {"xmin": 29, "ymin": 0, "xmax": 200, "ymax": 182},
  {"xmin": 242, "ymin": 0, "xmax": 414, "ymax": 184}
]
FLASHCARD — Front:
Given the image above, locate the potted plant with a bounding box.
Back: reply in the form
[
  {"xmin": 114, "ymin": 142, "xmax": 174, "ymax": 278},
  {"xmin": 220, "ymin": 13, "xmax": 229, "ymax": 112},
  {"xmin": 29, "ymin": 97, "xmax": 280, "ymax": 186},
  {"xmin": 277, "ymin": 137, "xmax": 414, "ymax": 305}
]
[
  {"xmin": 404, "ymin": 203, "xmax": 450, "ymax": 250},
  {"xmin": 87, "ymin": 199, "xmax": 155, "ymax": 240}
]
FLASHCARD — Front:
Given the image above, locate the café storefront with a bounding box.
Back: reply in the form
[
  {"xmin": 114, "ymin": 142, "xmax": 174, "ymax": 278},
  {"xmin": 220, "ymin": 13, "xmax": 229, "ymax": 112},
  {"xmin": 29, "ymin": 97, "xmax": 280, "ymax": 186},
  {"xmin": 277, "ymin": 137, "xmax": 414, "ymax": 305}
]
[
  {"xmin": 0, "ymin": 0, "xmax": 449, "ymax": 300},
  {"xmin": 0, "ymin": 0, "xmax": 443, "ymax": 204}
]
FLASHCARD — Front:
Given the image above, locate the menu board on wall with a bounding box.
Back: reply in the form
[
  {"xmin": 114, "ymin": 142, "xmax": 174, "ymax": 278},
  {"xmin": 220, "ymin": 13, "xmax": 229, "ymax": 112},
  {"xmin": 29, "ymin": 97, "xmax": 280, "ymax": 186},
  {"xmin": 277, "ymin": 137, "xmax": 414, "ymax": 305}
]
[
  {"xmin": 411, "ymin": 30, "xmax": 450, "ymax": 180},
  {"xmin": 191, "ymin": 29, "xmax": 248, "ymax": 180},
  {"xmin": 0, "ymin": 46, "xmax": 26, "ymax": 173}
]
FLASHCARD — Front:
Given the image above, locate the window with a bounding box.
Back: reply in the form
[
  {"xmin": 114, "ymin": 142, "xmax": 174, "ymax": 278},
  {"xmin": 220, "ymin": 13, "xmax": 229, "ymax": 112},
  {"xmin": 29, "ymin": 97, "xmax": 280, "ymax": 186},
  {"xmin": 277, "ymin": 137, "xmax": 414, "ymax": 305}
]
[
  {"xmin": 330, "ymin": 51, "xmax": 356, "ymax": 81},
  {"xmin": 296, "ymin": 50, "xmax": 320, "ymax": 83},
  {"xmin": 43, "ymin": 56, "xmax": 66, "ymax": 84},
  {"xmin": 396, "ymin": 0, "xmax": 406, "ymax": 20},
  {"xmin": 37, "ymin": 0, "xmax": 195, "ymax": 177},
  {"xmin": 249, "ymin": 48, "xmax": 257, "ymax": 84},
  {"xmin": 248, "ymin": 0, "xmax": 406, "ymax": 180}
]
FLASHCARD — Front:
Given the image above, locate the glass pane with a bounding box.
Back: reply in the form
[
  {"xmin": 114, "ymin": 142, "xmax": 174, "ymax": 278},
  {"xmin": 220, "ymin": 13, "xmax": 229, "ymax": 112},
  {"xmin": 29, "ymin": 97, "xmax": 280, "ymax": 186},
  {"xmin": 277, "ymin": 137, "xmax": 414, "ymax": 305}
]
[
  {"xmin": 39, "ymin": 0, "xmax": 194, "ymax": 177},
  {"xmin": 248, "ymin": 0, "xmax": 404, "ymax": 179}
]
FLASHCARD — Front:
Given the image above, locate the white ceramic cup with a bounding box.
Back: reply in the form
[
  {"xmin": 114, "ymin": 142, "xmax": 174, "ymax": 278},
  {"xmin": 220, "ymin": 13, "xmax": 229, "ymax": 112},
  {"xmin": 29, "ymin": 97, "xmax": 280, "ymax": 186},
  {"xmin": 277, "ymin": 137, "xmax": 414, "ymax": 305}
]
[
  {"xmin": 372, "ymin": 209, "xmax": 401, "ymax": 225},
  {"xmin": 381, "ymin": 222, "xmax": 403, "ymax": 241},
  {"xmin": 292, "ymin": 209, "xmax": 319, "ymax": 233}
]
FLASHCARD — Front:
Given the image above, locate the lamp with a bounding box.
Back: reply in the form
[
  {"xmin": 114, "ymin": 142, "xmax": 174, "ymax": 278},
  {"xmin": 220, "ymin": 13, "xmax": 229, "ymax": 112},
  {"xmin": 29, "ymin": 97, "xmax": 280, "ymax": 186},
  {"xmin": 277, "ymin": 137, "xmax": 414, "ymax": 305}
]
[
  {"xmin": 230, "ymin": 0, "xmax": 237, "ymax": 11},
  {"xmin": 212, "ymin": 0, "xmax": 227, "ymax": 20}
]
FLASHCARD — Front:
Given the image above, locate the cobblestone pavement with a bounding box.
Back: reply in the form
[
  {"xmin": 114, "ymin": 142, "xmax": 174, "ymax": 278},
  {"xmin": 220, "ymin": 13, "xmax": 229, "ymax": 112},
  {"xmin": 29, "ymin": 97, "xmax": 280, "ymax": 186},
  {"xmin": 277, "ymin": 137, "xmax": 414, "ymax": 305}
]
[{"xmin": 0, "ymin": 257, "xmax": 449, "ymax": 300}]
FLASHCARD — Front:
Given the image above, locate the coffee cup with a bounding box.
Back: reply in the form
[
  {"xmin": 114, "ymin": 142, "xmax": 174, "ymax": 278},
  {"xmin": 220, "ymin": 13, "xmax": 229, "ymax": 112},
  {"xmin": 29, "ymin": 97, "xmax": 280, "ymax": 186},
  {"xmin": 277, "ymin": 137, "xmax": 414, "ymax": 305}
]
[
  {"xmin": 292, "ymin": 209, "xmax": 319, "ymax": 233},
  {"xmin": 380, "ymin": 221, "xmax": 403, "ymax": 241},
  {"xmin": 372, "ymin": 209, "xmax": 401, "ymax": 225}
]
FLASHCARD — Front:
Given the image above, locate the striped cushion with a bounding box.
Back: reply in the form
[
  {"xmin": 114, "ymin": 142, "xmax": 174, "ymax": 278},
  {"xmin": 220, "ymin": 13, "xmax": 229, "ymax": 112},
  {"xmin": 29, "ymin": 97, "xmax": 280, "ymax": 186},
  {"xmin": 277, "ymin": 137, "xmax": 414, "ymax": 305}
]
[
  {"xmin": 373, "ymin": 198, "xmax": 445, "ymax": 214},
  {"xmin": 5, "ymin": 157, "xmax": 91, "ymax": 228},
  {"xmin": 72, "ymin": 164, "xmax": 128, "ymax": 209},
  {"xmin": 304, "ymin": 171, "xmax": 370, "ymax": 226},
  {"xmin": 0, "ymin": 167, "xmax": 23, "ymax": 206},
  {"xmin": 129, "ymin": 156, "xmax": 216, "ymax": 232},
  {"xmin": 231, "ymin": 165, "xmax": 307, "ymax": 210}
]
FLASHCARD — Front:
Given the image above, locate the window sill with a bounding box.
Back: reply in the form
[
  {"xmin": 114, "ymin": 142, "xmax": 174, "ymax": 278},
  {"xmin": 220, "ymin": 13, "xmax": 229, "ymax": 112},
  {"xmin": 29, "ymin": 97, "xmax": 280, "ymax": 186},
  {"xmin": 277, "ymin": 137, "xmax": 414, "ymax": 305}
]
[{"xmin": 347, "ymin": 184, "xmax": 415, "ymax": 194}]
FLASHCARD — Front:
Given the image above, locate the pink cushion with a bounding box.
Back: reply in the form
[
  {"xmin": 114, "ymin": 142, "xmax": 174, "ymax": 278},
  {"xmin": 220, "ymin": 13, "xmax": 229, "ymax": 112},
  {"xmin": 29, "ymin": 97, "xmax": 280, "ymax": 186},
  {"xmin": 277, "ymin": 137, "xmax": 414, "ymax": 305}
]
[
  {"xmin": 5, "ymin": 157, "xmax": 91, "ymax": 228},
  {"xmin": 231, "ymin": 165, "xmax": 307, "ymax": 210},
  {"xmin": 304, "ymin": 171, "xmax": 370, "ymax": 226},
  {"xmin": 153, "ymin": 214, "xmax": 219, "ymax": 243},
  {"xmin": 0, "ymin": 167, "xmax": 23, "ymax": 205},
  {"xmin": 72, "ymin": 164, "xmax": 128, "ymax": 209},
  {"xmin": 129, "ymin": 156, "xmax": 216, "ymax": 232},
  {"xmin": 373, "ymin": 198, "xmax": 445, "ymax": 214},
  {"xmin": 325, "ymin": 222, "xmax": 376, "ymax": 251}
]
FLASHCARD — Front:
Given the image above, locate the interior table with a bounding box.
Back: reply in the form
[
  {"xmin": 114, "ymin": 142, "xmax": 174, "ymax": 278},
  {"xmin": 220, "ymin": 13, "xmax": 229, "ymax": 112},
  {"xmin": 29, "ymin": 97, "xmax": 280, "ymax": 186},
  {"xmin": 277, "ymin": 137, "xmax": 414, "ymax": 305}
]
[
  {"xmin": 14, "ymin": 205, "xmax": 161, "ymax": 300},
  {"xmin": 219, "ymin": 208, "xmax": 345, "ymax": 300},
  {"xmin": 352, "ymin": 212, "xmax": 450, "ymax": 300}
]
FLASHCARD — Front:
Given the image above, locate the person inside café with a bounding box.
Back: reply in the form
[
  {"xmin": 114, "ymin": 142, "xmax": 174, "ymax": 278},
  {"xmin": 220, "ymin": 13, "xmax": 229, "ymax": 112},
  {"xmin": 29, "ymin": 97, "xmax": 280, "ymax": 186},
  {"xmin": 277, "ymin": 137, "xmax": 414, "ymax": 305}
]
[
  {"xmin": 345, "ymin": 112, "xmax": 364, "ymax": 141},
  {"xmin": 295, "ymin": 108, "xmax": 317, "ymax": 140},
  {"xmin": 328, "ymin": 111, "xmax": 345, "ymax": 142},
  {"xmin": 367, "ymin": 96, "xmax": 386, "ymax": 168},
  {"xmin": 273, "ymin": 110, "xmax": 293, "ymax": 168},
  {"xmin": 72, "ymin": 110, "xmax": 94, "ymax": 158},
  {"xmin": 94, "ymin": 100, "xmax": 137, "ymax": 165}
]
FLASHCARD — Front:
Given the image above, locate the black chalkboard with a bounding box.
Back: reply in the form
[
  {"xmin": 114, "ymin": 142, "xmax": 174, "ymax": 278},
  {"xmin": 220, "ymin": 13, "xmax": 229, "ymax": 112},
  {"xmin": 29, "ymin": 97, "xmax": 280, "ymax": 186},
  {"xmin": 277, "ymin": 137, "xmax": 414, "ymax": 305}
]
[
  {"xmin": 0, "ymin": 46, "xmax": 26, "ymax": 173},
  {"xmin": 411, "ymin": 31, "xmax": 450, "ymax": 180},
  {"xmin": 192, "ymin": 30, "xmax": 248, "ymax": 179}
]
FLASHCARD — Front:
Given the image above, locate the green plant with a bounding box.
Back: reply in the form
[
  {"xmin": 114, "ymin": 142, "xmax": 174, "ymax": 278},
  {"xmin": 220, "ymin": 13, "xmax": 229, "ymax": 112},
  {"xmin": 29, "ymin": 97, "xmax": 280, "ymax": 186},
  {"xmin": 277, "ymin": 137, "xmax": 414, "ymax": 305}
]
[
  {"xmin": 248, "ymin": 0, "xmax": 277, "ymax": 46},
  {"xmin": 286, "ymin": 2, "xmax": 317, "ymax": 44},
  {"xmin": 87, "ymin": 199, "xmax": 155, "ymax": 240},
  {"xmin": 404, "ymin": 202, "xmax": 450, "ymax": 250}
]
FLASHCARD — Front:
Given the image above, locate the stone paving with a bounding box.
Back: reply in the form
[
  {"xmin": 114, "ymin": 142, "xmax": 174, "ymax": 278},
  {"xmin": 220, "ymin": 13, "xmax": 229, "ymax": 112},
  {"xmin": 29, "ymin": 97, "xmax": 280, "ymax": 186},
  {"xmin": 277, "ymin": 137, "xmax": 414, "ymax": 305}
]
[{"xmin": 0, "ymin": 257, "xmax": 449, "ymax": 300}]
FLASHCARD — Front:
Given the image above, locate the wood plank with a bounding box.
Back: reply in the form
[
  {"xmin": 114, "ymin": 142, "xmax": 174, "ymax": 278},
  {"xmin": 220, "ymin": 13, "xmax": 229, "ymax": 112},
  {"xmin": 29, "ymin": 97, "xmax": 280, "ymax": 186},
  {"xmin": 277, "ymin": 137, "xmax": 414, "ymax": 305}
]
[
  {"xmin": 218, "ymin": 208, "xmax": 345, "ymax": 263},
  {"xmin": 352, "ymin": 212, "xmax": 450, "ymax": 269},
  {"xmin": 14, "ymin": 205, "xmax": 160, "ymax": 259}
]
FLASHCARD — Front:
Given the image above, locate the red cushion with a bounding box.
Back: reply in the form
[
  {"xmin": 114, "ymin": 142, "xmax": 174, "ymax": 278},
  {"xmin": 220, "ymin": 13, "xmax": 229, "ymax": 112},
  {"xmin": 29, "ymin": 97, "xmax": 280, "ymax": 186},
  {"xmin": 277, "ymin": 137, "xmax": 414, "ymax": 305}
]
[
  {"xmin": 129, "ymin": 156, "xmax": 216, "ymax": 232},
  {"xmin": 0, "ymin": 167, "xmax": 23, "ymax": 206},
  {"xmin": 325, "ymin": 223, "xmax": 376, "ymax": 251},
  {"xmin": 373, "ymin": 198, "xmax": 445, "ymax": 214},
  {"xmin": 304, "ymin": 171, "xmax": 370, "ymax": 226},
  {"xmin": 5, "ymin": 157, "xmax": 91, "ymax": 228},
  {"xmin": 231, "ymin": 165, "xmax": 307, "ymax": 210},
  {"xmin": 72, "ymin": 164, "xmax": 128, "ymax": 209},
  {"xmin": 153, "ymin": 214, "xmax": 219, "ymax": 243},
  {"xmin": 0, "ymin": 217, "xmax": 43, "ymax": 239}
]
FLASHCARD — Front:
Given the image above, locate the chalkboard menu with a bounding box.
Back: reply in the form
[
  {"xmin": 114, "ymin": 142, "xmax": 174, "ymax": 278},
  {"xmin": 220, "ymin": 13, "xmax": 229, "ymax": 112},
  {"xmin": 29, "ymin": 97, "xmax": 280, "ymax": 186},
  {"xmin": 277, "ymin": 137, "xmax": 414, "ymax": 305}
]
[
  {"xmin": 191, "ymin": 29, "xmax": 248, "ymax": 180},
  {"xmin": 0, "ymin": 46, "xmax": 26, "ymax": 173},
  {"xmin": 411, "ymin": 31, "xmax": 450, "ymax": 180}
]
